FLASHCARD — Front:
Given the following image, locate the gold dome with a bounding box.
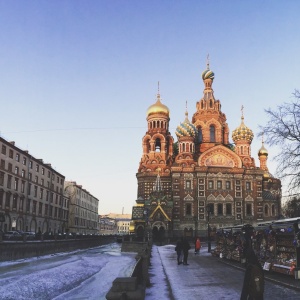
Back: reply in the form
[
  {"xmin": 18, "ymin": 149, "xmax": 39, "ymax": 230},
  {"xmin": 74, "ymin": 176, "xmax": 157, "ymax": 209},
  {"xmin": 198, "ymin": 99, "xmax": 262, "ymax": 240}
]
[
  {"xmin": 146, "ymin": 93, "xmax": 169, "ymax": 117},
  {"xmin": 232, "ymin": 116, "xmax": 254, "ymax": 143},
  {"xmin": 258, "ymin": 141, "xmax": 268, "ymax": 156}
]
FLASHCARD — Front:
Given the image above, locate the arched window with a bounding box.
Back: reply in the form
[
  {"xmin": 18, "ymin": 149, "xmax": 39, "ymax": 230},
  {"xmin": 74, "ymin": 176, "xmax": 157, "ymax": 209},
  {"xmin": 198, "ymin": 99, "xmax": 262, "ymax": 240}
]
[
  {"xmin": 182, "ymin": 143, "xmax": 185, "ymax": 152},
  {"xmin": 210, "ymin": 125, "xmax": 215, "ymax": 142},
  {"xmin": 155, "ymin": 138, "xmax": 161, "ymax": 152},
  {"xmin": 264, "ymin": 205, "xmax": 269, "ymax": 216},
  {"xmin": 198, "ymin": 127, "xmax": 203, "ymax": 143},
  {"xmin": 210, "ymin": 100, "xmax": 213, "ymax": 108},
  {"xmin": 271, "ymin": 205, "xmax": 275, "ymax": 216}
]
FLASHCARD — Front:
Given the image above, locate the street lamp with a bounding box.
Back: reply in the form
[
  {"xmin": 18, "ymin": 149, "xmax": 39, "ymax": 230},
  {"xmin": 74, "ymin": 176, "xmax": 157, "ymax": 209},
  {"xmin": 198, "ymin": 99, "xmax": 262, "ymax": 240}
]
[
  {"xmin": 206, "ymin": 205, "xmax": 211, "ymax": 253},
  {"xmin": 143, "ymin": 208, "xmax": 149, "ymax": 241}
]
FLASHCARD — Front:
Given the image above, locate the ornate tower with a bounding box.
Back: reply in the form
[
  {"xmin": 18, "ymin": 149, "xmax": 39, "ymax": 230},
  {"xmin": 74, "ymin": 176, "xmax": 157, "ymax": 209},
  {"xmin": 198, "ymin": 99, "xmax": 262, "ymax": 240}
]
[
  {"xmin": 174, "ymin": 105, "xmax": 198, "ymax": 169},
  {"xmin": 258, "ymin": 137, "xmax": 269, "ymax": 171},
  {"xmin": 192, "ymin": 59, "xmax": 230, "ymax": 154},
  {"xmin": 136, "ymin": 86, "xmax": 173, "ymax": 222},
  {"xmin": 138, "ymin": 87, "xmax": 174, "ymax": 174},
  {"xmin": 232, "ymin": 108, "xmax": 256, "ymax": 168}
]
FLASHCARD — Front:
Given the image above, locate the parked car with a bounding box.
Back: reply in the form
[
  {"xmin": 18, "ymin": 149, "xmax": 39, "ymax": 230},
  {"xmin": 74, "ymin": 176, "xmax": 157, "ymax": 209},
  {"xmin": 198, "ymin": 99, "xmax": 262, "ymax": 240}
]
[
  {"xmin": 24, "ymin": 231, "xmax": 36, "ymax": 240},
  {"xmin": 3, "ymin": 231, "xmax": 22, "ymax": 240}
]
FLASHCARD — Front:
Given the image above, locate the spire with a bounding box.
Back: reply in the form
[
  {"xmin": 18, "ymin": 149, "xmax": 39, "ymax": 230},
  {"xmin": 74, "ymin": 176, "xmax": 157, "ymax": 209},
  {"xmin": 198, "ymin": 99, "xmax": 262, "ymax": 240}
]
[{"xmin": 206, "ymin": 53, "xmax": 210, "ymax": 70}]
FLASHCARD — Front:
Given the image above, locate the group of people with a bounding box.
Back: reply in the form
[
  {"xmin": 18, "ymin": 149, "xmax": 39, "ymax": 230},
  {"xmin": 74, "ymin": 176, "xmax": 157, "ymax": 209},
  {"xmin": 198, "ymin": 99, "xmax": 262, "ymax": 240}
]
[
  {"xmin": 175, "ymin": 236, "xmax": 264, "ymax": 299},
  {"xmin": 175, "ymin": 237, "xmax": 201, "ymax": 265}
]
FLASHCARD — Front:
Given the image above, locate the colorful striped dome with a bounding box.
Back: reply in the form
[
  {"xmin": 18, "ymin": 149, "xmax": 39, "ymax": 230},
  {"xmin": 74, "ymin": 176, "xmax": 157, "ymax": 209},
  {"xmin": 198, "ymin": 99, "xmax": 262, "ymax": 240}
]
[
  {"xmin": 202, "ymin": 69, "xmax": 215, "ymax": 81},
  {"xmin": 175, "ymin": 112, "xmax": 198, "ymax": 139}
]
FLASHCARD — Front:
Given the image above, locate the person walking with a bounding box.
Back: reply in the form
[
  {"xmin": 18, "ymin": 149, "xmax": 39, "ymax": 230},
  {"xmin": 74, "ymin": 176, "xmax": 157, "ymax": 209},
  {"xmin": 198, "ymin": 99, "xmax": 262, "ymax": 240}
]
[
  {"xmin": 182, "ymin": 237, "xmax": 191, "ymax": 265},
  {"xmin": 240, "ymin": 249, "xmax": 264, "ymax": 300},
  {"xmin": 195, "ymin": 237, "xmax": 201, "ymax": 254},
  {"xmin": 175, "ymin": 239, "xmax": 183, "ymax": 265}
]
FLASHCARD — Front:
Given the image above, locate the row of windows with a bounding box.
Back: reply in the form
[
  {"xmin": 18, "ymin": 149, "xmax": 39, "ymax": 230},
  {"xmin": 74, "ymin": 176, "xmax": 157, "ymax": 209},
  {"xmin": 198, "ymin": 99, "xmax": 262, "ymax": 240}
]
[
  {"xmin": 186, "ymin": 180, "xmax": 252, "ymax": 191},
  {"xmin": 0, "ymin": 191, "xmax": 69, "ymax": 219},
  {"xmin": 1, "ymin": 146, "xmax": 63, "ymax": 185}
]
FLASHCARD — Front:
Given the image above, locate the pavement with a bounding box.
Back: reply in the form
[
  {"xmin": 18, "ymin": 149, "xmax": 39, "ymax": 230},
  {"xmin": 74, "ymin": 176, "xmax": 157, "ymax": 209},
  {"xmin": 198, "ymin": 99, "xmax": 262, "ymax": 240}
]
[{"xmin": 145, "ymin": 243, "xmax": 300, "ymax": 300}]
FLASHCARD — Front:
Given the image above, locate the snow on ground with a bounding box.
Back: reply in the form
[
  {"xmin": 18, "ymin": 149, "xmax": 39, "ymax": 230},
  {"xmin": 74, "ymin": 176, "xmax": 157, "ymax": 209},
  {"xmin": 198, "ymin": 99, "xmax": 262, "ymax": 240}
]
[{"xmin": 0, "ymin": 243, "xmax": 136, "ymax": 300}]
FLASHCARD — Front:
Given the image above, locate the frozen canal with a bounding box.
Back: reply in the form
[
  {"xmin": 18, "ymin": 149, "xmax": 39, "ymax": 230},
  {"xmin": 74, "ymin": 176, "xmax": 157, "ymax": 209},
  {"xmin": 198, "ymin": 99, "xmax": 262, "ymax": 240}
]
[{"xmin": 0, "ymin": 243, "xmax": 136, "ymax": 300}]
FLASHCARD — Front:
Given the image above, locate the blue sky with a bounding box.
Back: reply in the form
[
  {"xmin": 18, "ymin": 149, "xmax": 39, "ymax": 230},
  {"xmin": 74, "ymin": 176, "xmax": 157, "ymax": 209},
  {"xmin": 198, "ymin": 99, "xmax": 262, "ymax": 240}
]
[{"xmin": 0, "ymin": 1, "xmax": 299, "ymax": 214}]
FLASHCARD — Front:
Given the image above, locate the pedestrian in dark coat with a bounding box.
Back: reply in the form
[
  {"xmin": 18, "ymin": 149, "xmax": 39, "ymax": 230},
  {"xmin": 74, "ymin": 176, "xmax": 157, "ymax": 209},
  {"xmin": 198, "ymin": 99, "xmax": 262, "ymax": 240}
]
[
  {"xmin": 175, "ymin": 239, "xmax": 183, "ymax": 265},
  {"xmin": 181, "ymin": 237, "xmax": 191, "ymax": 265},
  {"xmin": 241, "ymin": 249, "xmax": 264, "ymax": 300}
]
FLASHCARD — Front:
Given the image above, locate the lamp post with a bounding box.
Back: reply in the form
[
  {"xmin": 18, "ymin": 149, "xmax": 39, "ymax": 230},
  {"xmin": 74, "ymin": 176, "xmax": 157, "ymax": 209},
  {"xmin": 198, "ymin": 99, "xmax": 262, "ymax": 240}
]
[
  {"xmin": 206, "ymin": 205, "xmax": 211, "ymax": 253},
  {"xmin": 143, "ymin": 208, "xmax": 149, "ymax": 241}
]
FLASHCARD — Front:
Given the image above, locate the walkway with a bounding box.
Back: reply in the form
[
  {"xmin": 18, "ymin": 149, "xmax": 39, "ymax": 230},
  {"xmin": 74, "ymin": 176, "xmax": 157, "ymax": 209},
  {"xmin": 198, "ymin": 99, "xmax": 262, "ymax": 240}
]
[{"xmin": 145, "ymin": 243, "xmax": 300, "ymax": 300}]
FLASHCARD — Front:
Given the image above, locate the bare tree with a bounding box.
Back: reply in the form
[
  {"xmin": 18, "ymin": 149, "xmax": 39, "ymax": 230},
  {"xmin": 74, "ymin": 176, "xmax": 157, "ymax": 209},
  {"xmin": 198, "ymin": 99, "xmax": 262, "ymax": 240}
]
[{"xmin": 259, "ymin": 90, "xmax": 300, "ymax": 193}]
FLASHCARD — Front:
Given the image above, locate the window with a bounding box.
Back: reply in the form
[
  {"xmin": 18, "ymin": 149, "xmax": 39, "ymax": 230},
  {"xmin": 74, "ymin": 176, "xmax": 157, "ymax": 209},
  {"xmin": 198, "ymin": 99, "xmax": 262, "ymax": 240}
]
[
  {"xmin": 186, "ymin": 180, "xmax": 191, "ymax": 190},
  {"xmin": 57, "ymin": 176, "xmax": 59, "ymax": 183},
  {"xmin": 40, "ymin": 188, "xmax": 43, "ymax": 199},
  {"xmin": 39, "ymin": 202, "xmax": 43, "ymax": 215},
  {"xmin": 13, "ymin": 194, "xmax": 17, "ymax": 209},
  {"xmin": 1, "ymin": 145, "xmax": 6, "ymax": 155},
  {"xmin": 36, "ymin": 164, "xmax": 39, "ymax": 172},
  {"xmin": 14, "ymin": 178, "xmax": 19, "ymax": 191},
  {"xmin": 246, "ymin": 204, "xmax": 252, "ymax": 215},
  {"xmin": 225, "ymin": 181, "xmax": 231, "ymax": 190},
  {"xmin": 16, "ymin": 153, "xmax": 20, "ymax": 162},
  {"xmin": 264, "ymin": 205, "xmax": 269, "ymax": 216},
  {"xmin": 15, "ymin": 166, "xmax": 19, "ymax": 175},
  {"xmin": 208, "ymin": 180, "xmax": 214, "ymax": 189},
  {"xmin": 246, "ymin": 182, "xmax": 251, "ymax": 191},
  {"xmin": 7, "ymin": 175, "xmax": 12, "ymax": 188},
  {"xmin": 48, "ymin": 171, "xmax": 50, "ymax": 178},
  {"xmin": 9, "ymin": 149, "xmax": 13, "ymax": 158},
  {"xmin": 21, "ymin": 170, "xmax": 25, "ymax": 178},
  {"xmin": 0, "ymin": 171, "xmax": 4, "ymax": 186},
  {"xmin": 29, "ymin": 173, "xmax": 32, "ymax": 181},
  {"xmin": 217, "ymin": 203, "xmax": 223, "ymax": 215},
  {"xmin": 22, "ymin": 157, "xmax": 26, "ymax": 165},
  {"xmin": 34, "ymin": 186, "xmax": 38, "ymax": 197},
  {"xmin": 41, "ymin": 167, "xmax": 45, "ymax": 175},
  {"xmin": 207, "ymin": 203, "xmax": 214, "ymax": 215},
  {"xmin": 28, "ymin": 183, "xmax": 31, "ymax": 195},
  {"xmin": 0, "ymin": 159, "xmax": 5, "ymax": 169},
  {"xmin": 21, "ymin": 181, "xmax": 25, "ymax": 193},
  {"xmin": 35, "ymin": 176, "xmax": 38, "ymax": 183},
  {"xmin": 27, "ymin": 199, "xmax": 31, "ymax": 212},
  {"xmin": 186, "ymin": 203, "xmax": 192, "ymax": 215},
  {"xmin": 210, "ymin": 125, "xmax": 216, "ymax": 142},
  {"xmin": 45, "ymin": 204, "xmax": 48, "ymax": 216},
  {"xmin": 29, "ymin": 161, "xmax": 33, "ymax": 169},
  {"xmin": 217, "ymin": 181, "xmax": 222, "ymax": 189},
  {"xmin": 5, "ymin": 193, "xmax": 10, "ymax": 207},
  {"xmin": 226, "ymin": 203, "xmax": 232, "ymax": 215},
  {"xmin": 198, "ymin": 127, "xmax": 203, "ymax": 143},
  {"xmin": 8, "ymin": 163, "xmax": 12, "ymax": 172},
  {"xmin": 32, "ymin": 201, "xmax": 37, "ymax": 214},
  {"xmin": 41, "ymin": 179, "xmax": 44, "ymax": 186},
  {"xmin": 271, "ymin": 205, "xmax": 275, "ymax": 216}
]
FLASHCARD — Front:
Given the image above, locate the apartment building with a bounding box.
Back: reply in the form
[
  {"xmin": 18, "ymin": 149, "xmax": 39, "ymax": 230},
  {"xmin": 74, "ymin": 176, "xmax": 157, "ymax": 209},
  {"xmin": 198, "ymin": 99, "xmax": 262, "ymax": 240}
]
[
  {"xmin": 0, "ymin": 137, "xmax": 69, "ymax": 234},
  {"xmin": 64, "ymin": 181, "xmax": 99, "ymax": 235}
]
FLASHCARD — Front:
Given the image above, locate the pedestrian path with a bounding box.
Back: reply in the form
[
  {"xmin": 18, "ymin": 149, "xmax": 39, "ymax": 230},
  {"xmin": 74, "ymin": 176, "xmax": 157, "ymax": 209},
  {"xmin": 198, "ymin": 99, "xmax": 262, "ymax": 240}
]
[{"xmin": 145, "ymin": 244, "xmax": 300, "ymax": 300}]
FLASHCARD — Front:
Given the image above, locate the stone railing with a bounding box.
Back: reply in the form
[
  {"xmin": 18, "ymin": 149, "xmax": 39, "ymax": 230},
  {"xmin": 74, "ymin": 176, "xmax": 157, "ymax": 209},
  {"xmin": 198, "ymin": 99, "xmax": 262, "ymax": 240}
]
[
  {"xmin": 0, "ymin": 236, "xmax": 115, "ymax": 262},
  {"xmin": 106, "ymin": 241, "xmax": 152, "ymax": 300}
]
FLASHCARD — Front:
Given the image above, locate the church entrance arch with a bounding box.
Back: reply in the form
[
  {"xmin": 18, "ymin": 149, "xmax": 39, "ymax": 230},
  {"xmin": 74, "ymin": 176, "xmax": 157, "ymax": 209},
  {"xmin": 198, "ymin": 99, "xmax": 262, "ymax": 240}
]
[
  {"xmin": 136, "ymin": 225, "xmax": 145, "ymax": 241},
  {"xmin": 152, "ymin": 222, "xmax": 166, "ymax": 243}
]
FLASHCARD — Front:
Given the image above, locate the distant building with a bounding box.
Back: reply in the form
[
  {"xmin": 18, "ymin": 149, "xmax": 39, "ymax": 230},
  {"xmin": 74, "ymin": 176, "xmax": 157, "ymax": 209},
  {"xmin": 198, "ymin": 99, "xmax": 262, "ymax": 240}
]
[
  {"xmin": 0, "ymin": 137, "xmax": 68, "ymax": 233},
  {"xmin": 133, "ymin": 62, "xmax": 282, "ymax": 240},
  {"xmin": 99, "ymin": 213, "xmax": 131, "ymax": 235},
  {"xmin": 64, "ymin": 181, "xmax": 99, "ymax": 235}
]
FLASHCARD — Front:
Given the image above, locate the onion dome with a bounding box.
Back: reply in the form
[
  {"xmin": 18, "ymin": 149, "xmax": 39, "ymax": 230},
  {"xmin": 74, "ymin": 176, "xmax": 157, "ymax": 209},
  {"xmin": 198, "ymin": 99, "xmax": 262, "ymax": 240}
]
[
  {"xmin": 258, "ymin": 140, "xmax": 268, "ymax": 156},
  {"xmin": 175, "ymin": 111, "xmax": 198, "ymax": 139},
  {"xmin": 232, "ymin": 115, "xmax": 254, "ymax": 143},
  {"xmin": 202, "ymin": 68, "xmax": 215, "ymax": 81},
  {"xmin": 202, "ymin": 55, "xmax": 214, "ymax": 81},
  {"xmin": 146, "ymin": 92, "xmax": 169, "ymax": 117}
]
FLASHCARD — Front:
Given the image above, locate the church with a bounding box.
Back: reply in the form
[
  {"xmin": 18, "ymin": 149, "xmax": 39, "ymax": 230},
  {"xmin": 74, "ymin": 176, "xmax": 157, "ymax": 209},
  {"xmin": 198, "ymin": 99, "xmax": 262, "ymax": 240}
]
[{"xmin": 131, "ymin": 61, "xmax": 281, "ymax": 241}]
